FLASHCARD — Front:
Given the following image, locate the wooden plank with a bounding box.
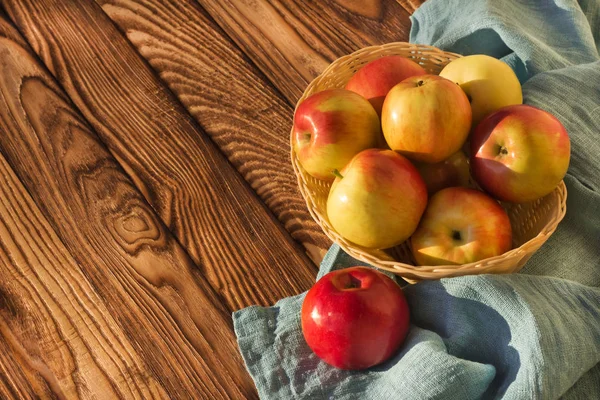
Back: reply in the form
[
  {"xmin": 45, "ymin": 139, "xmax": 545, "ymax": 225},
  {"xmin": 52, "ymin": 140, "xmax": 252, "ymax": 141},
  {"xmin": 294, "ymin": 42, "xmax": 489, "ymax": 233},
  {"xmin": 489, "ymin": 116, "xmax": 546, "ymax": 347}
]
[
  {"xmin": 98, "ymin": 0, "xmax": 331, "ymax": 263},
  {"xmin": 195, "ymin": 0, "xmax": 417, "ymax": 104},
  {"xmin": 1, "ymin": 0, "xmax": 317, "ymax": 311},
  {"xmin": 0, "ymin": 335, "xmax": 54, "ymax": 399},
  {"xmin": 395, "ymin": 0, "xmax": 423, "ymax": 14},
  {"xmin": 0, "ymin": 15, "xmax": 256, "ymax": 399},
  {"xmin": 0, "ymin": 154, "xmax": 165, "ymax": 399}
]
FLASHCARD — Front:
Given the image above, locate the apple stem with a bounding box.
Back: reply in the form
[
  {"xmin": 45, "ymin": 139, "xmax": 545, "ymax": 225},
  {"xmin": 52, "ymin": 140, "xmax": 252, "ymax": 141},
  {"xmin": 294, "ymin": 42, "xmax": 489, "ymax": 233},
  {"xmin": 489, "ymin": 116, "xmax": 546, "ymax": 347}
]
[
  {"xmin": 346, "ymin": 275, "xmax": 362, "ymax": 289},
  {"xmin": 332, "ymin": 169, "xmax": 344, "ymax": 179},
  {"xmin": 417, "ymin": 80, "xmax": 424, "ymax": 87}
]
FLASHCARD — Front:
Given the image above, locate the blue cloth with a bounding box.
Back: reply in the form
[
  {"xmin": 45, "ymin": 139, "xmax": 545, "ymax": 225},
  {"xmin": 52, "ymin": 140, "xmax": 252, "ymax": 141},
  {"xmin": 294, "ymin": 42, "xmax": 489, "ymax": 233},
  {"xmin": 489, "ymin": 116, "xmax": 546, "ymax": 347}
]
[{"xmin": 234, "ymin": 0, "xmax": 600, "ymax": 398}]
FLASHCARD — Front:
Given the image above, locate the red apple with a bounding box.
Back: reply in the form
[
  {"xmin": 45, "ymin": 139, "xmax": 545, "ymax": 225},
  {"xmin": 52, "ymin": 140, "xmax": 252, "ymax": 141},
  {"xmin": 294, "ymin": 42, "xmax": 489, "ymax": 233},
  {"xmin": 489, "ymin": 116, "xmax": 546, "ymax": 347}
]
[
  {"xmin": 411, "ymin": 187, "xmax": 512, "ymax": 265},
  {"xmin": 345, "ymin": 55, "xmax": 426, "ymax": 116},
  {"xmin": 470, "ymin": 105, "xmax": 570, "ymax": 203},
  {"xmin": 292, "ymin": 89, "xmax": 381, "ymax": 181},
  {"xmin": 301, "ymin": 266, "xmax": 410, "ymax": 370},
  {"xmin": 381, "ymin": 75, "xmax": 472, "ymax": 163},
  {"xmin": 414, "ymin": 150, "xmax": 471, "ymax": 195},
  {"xmin": 327, "ymin": 149, "xmax": 427, "ymax": 249}
]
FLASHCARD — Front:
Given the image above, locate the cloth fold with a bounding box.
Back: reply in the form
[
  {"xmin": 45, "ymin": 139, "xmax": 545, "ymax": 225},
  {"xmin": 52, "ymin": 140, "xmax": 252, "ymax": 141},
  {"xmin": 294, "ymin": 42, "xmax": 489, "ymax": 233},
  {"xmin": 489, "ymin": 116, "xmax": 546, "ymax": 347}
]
[
  {"xmin": 234, "ymin": 0, "xmax": 600, "ymax": 398},
  {"xmin": 235, "ymin": 247, "xmax": 600, "ymax": 399}
]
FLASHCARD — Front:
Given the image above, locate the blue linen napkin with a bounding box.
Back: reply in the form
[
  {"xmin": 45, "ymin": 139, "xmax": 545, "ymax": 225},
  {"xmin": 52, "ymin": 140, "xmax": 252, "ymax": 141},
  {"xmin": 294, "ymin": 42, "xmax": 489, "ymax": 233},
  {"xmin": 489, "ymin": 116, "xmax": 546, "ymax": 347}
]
[{"xmin": 234, "ymin": 0, "xmax": 600, "ymax": 398}]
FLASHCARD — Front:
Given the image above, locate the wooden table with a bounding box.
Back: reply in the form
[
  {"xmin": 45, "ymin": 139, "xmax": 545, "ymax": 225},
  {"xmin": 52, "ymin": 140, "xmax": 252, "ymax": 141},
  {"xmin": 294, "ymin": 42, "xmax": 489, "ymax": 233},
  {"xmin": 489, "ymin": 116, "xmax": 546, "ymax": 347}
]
[{"xmin": 0, "ymin": 1, "xmax": 420, "ymax": 398}]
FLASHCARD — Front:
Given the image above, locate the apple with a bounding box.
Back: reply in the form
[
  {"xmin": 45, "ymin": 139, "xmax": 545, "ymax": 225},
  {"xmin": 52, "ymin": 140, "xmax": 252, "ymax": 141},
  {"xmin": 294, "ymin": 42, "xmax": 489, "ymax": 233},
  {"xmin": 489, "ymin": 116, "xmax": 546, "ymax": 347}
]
[
  {"xmin": 414, "ymin": 150, "xmax": 471, "ymax": 195},
  {"xmin": 327, "ymin": 149, "xmax": 427, "ymax": 249},
  {"xmin": 381, "ymin": 75, "xmax": 472, "ymax": 163},
  {"xmin": 292, "ymin": 89, "xmax": 381, "ymax": 181},
  {"xmin": 439, "ymin": 54, "xmax": 523, "ymax": 127},
  {"xmin": 470, "ymin": 104, "xmax": 570, "ymax": 203},
  {"xmin": 345, "ymin": 55, "xmax": 426, "ymax": 116},
  {"xmin": 411, "ymin": 187, "xmax": 512, "ymax": 266},
  {"xmin": 301, "ymin": 266, "xmax": 410, "ymax": 370}
]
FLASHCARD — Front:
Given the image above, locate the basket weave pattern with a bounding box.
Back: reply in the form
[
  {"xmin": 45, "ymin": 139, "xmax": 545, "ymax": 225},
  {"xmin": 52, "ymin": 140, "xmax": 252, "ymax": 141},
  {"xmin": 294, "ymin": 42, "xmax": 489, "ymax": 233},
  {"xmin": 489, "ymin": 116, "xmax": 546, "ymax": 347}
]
[{"xmin": 291, "ymin": 43, "xmax": 567, "ymax": 281}]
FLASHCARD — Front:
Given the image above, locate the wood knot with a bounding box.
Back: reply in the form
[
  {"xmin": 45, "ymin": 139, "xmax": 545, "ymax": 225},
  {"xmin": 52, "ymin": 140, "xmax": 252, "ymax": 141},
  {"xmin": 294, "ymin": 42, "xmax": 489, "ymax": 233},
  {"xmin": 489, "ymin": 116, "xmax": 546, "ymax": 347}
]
[
  {"xmin": 121, "ymin": 214, "xmax": 150, "ymax": 234},
  {"xmin": 111, "ymin": 205, "xmax": 163, "ymax": 252}
]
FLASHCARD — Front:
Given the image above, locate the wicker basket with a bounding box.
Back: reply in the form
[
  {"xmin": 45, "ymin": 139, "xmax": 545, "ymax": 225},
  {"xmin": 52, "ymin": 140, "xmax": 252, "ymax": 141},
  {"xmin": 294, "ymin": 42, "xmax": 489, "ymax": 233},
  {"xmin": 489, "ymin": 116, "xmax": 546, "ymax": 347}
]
[{"xmin": 291, "ymin": 42, "xmax": 568, "ymax": 282}]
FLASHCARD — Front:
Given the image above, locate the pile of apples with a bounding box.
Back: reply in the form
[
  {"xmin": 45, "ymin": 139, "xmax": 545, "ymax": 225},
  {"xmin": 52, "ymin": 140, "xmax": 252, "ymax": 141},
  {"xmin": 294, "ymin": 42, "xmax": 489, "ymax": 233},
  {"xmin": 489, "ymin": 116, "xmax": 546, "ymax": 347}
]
[
  {"xmin": 293, "ymin": 54, "xmax": 571, "ymax": 266},
  {"xmin": 296, "ymin": 54, "xmax": 571, "ymax": 371}
]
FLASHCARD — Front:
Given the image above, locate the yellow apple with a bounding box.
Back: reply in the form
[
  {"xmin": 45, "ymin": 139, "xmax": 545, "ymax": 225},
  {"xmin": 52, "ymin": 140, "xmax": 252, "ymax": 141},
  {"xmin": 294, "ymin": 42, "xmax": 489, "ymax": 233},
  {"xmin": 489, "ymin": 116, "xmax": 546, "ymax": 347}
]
[
  {"xmin": 381, "ymin": 75, "xmax": 472, "ymax": 163},
  {"xmin": 327, "ymin": 149, "xmax": 427, "ymax": 249},
  {"xmin": 439, "ymin": 55, "xmax": 523, "ymax": 127},
  {"xmin": 411, "ymin": 187, "xmax": 512, "ymax": 265}
]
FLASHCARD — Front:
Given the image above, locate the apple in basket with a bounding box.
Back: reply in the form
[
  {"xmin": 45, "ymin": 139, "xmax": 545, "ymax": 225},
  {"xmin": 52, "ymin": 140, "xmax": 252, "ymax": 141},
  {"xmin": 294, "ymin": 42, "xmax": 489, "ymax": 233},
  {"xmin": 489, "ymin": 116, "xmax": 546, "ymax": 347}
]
[
  {"xmin": 301, "ymin": 266, "xmax": 410, "ymax": 370},
  {"xmin": 292, "ymin": 89, "xmax": 381, "ymax": 181},
  {"xmin": 381, "ymin": 75, "xmax": 472, "ymax": 163},
  {"xmin": 470, "ymin": 105, "xmax": 571, "ymax": 203},
  {"xmin": 411, "ymin": 187, "xmax": 512, "ymax": 266},
  {"xmin": 327, "ymin": 149, "xmax": 427, "ymax": 249},
  {"xmin": 345, "ymin": 55, "xmax": 426, "ymax": 116},
  {"xmin": 413, "ymin": 150, "xmax": 471, "ymax": 195},
  {"xmin": 439, "ymin": 54, "xmax": 523, "ymax": 127}
]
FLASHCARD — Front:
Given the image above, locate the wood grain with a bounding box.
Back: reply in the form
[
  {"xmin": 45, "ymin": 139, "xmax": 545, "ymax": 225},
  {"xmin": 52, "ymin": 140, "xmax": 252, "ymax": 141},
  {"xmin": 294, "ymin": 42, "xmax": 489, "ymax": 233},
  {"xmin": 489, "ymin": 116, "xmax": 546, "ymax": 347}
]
[
  {"xmin": 0, "ymin": 15, "xmax": 256, "ymax": 398},
  {"xmin": 0, "ymin": 333, "xmax": 54, "ymax": 399},
  {"xmin": 196, "ymin": 0, "xmax": 417, "ymax": 103},
  {"xmin": 1, "ymin": 0, "xmax": 318, "ymax": 311},
  {"xmin": 394, "ymin": 0, "xmax": 423, "ymax": 14},
  {"xmin": 0, "ymin": 153, "xmax": 166, "ymax": 399},
  {"xmin": 98, "ymin": 0, "xmax": 331, "ymax": 264}
]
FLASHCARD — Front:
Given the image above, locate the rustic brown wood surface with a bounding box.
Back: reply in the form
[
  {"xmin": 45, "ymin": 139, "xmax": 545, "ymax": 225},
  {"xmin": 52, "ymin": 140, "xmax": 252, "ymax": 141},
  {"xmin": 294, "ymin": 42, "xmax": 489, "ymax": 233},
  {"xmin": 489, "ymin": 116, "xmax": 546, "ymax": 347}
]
[
  {"xmin": 0, "ymin": 14, "xmax": 255, "ymax": 398},
  {"xmin": 97, "ymin": 0, "xmax": 331, "ymax": 263},
  {"xmin": 1, "ymin": 0, "xmax": 317, "ymax": 313},
  {"xmin": 197, "ymin": 0, "xmax": 417, "ymax": 103},
  {"xmin": 0, "ymin": 0, "xmax": 419, "ymax": 397}
]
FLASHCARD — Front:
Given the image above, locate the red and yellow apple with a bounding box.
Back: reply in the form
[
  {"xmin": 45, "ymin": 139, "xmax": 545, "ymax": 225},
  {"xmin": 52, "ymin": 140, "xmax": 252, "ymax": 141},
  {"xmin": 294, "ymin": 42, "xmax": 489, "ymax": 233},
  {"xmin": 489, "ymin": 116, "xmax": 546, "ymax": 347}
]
[
  {"xmin": 292, "ymin": 89, "xmax": 381, "ymax": 181},
  {"xmin": 414, "ymin": 150, "xmax": 471, "ymax": 195},
  {"xmin": 327, "ymin": 149, "xmax": 427, "ymax": 249},
  {"xmin": 411, "ymin": 187, "xmax": 512, "ymax": 265},
  {"xmin": 301, "ymin": 266, "xmax": 410, "ymax": 370},
  {"xmin": 345, "ymin": 55, "xmax": 426, "ymax": 116},
  {"xmin": 439, "ymin": 55, "xmax": 523, "ymax": 127},
  {"xmin": 381, "ymin": 75, "xmax": 472, "ymax": 163},
  {"xmin": 470, "ymin": 104, "xmax": 570, "ymax": 203}
]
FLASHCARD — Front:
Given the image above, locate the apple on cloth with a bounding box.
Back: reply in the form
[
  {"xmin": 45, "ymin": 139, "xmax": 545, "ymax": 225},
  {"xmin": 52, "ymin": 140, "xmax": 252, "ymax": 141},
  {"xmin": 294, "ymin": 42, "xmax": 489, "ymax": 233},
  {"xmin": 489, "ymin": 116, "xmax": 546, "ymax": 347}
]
[
  {"xmin": 233, "ymin": 244, "xmax": 600, "ymax": 400},
  {"xmin": 301, "ymin": 266, "xmax": 410, "ymax": 370}
]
